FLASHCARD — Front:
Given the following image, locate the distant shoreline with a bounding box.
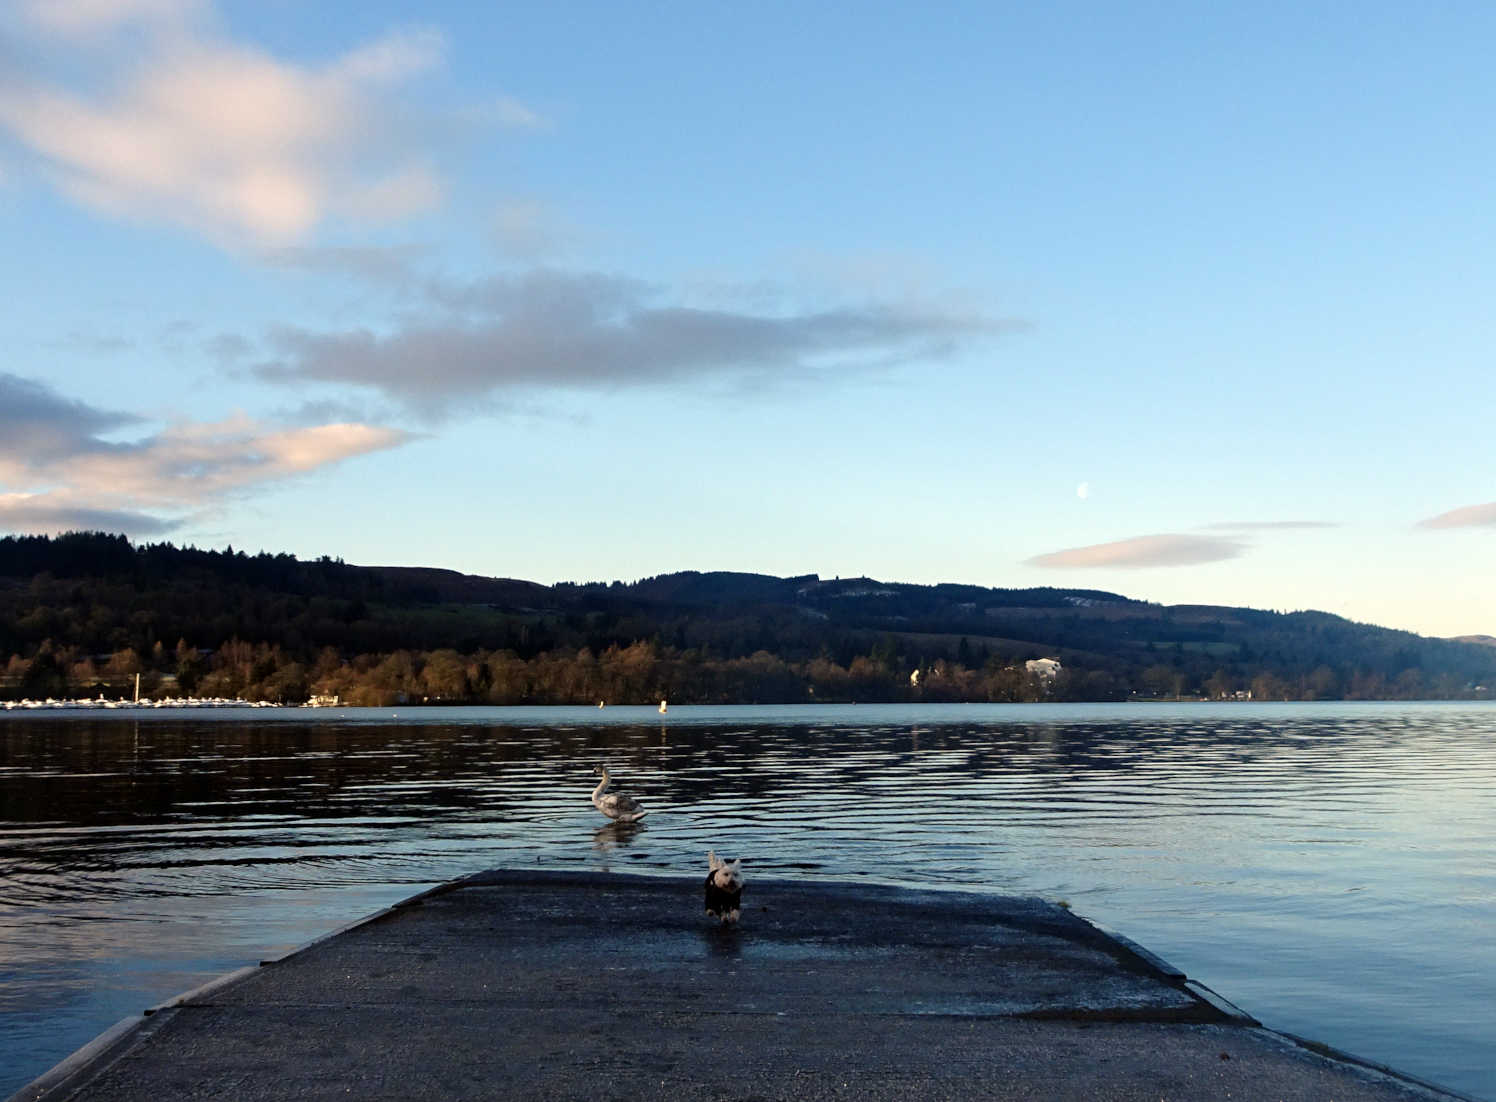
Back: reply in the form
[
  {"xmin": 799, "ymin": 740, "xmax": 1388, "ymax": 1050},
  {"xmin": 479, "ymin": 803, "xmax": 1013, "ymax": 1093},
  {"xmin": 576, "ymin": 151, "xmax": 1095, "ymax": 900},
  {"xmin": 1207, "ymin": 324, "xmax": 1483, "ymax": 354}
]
[
  {"xmin": 6, "ymin": 696, "xmax": 1490, "ymax": 714},
  {"xmin": 1, "ymin": 697, "xmax": 280, "ymax": 711}
]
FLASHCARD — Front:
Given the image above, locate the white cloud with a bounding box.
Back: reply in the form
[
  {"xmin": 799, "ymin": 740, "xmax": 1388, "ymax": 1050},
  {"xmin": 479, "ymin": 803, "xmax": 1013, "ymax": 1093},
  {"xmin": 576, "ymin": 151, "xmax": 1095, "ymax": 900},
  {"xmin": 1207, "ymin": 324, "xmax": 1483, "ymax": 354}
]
[
  {"xmin": 1028, "ymin": 533, "xmax": 1245, "ymax": 569},
  {"xmin": 20, "ymin": 0, "xmax": 203, "ymax": 36},
  {"xmin": 490, "ymin": 95, "xmax": 547, "ymax": 130},
  {"xmin": 328, "ymin": 27, "xmax": 446, "ymax": 85},
  {"xmin": 345, "ymin": 161, "xmax": 444, "ymax": 222},
  {"xmin": 1419, "ymin": 502, "xmax": 1496, "ymax": 529},
  {"xmin": 1203, "ymin": 520, "xmax": 1338, "ymax": 531},
  {"xmin": 0, "ymin": 10, "xmax": 483, "ymax": 246}
]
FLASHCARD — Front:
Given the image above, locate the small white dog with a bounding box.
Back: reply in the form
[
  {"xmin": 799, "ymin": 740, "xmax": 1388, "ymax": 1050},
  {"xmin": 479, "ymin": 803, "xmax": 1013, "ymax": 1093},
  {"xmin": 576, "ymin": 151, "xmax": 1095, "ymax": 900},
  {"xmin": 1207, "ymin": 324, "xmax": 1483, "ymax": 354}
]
[{"xmin": 704, "ymin": 851, "xmax": 744, "ymax": 925}]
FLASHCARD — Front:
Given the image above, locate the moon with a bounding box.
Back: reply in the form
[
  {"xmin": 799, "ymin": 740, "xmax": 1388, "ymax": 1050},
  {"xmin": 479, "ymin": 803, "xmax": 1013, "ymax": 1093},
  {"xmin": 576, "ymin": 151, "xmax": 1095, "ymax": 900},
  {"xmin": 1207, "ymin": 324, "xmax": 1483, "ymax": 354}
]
[{"xmin": 1076, "ymin": 482, "xmax": 1090, "ymax": 500}]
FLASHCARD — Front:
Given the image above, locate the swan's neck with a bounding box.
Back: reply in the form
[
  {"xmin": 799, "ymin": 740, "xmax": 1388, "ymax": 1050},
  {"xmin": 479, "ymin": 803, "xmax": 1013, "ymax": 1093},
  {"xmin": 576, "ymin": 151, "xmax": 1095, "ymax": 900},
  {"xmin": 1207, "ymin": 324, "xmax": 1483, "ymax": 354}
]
[{"xmin": 591, "ymin": 772, "xmax": 610, "ymax": 803}]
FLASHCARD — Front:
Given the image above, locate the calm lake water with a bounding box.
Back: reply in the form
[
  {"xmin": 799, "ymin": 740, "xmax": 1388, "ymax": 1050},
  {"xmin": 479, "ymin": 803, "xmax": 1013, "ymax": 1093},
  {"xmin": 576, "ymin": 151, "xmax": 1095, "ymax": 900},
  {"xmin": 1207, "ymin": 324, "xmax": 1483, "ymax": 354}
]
[{"xmin": 1, "ymin": 702, "xmax": 1492, "ymax": 1098}]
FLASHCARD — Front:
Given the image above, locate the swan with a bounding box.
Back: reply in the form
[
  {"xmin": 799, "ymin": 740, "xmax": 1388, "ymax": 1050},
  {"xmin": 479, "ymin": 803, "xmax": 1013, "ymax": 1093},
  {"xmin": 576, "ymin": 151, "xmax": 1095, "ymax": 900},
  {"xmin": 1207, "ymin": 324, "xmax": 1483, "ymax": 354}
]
[{"xmin": 591, "ymin": 764, "xmax": 648, "ymax": 822}]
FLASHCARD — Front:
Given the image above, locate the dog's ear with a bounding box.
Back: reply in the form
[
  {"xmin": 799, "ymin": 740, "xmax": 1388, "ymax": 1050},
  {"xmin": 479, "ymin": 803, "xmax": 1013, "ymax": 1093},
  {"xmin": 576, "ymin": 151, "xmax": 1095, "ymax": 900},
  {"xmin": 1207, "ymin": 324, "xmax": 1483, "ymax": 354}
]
[
  {"xmin": 728, "ymin": 858, "xmax": 741, "ymax": 871},
  {"xmin": 707, "ymin": 850, "xmax": 720, "ymax": 870}
]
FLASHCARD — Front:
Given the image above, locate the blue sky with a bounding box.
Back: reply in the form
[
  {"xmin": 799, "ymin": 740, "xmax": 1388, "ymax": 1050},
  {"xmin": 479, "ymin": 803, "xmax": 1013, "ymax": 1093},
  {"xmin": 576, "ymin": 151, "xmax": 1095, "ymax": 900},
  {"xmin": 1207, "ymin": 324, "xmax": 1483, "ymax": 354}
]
[{"xmin": 1, "ymin": 1, "xmax": 1492, "ymax": 639}]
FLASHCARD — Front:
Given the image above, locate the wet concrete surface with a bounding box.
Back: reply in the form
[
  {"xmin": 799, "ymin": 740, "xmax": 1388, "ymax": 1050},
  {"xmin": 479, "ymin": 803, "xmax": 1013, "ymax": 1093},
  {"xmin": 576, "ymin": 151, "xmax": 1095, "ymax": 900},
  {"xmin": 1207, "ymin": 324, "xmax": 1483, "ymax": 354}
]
[{"xmin": 10, "ymin": 870, "xmax": 1468, "ymax": 1101}]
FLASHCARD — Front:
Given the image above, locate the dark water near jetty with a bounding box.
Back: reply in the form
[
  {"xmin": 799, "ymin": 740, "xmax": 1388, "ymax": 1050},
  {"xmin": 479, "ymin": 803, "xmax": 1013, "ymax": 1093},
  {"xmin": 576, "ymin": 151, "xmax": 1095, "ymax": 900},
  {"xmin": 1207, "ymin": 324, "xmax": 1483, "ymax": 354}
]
[{"xmin": 1, "ymin": 702, "xmax": 1492, "ymax": 1098}]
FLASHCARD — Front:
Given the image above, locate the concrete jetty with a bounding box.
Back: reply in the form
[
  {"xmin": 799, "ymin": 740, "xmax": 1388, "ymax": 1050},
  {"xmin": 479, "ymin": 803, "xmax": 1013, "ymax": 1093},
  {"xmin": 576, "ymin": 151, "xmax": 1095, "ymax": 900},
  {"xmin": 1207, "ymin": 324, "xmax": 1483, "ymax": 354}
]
[{"xmin": 11, "ymin": 870, "xmax": 1467, "ymax": 1101}]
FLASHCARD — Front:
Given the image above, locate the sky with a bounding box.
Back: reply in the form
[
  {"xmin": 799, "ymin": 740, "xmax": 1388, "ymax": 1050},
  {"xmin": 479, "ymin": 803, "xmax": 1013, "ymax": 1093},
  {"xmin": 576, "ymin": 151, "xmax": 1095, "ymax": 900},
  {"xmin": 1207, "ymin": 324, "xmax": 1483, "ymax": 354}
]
[{"xmin": 1, "ymin": 0, "xmax": 1492, "ymax": 640}]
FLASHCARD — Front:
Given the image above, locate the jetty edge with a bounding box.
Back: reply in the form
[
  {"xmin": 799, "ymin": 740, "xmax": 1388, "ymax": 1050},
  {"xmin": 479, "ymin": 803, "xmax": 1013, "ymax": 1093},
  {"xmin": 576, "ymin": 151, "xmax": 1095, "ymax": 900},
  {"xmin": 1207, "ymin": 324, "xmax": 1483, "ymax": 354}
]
[{"xmin": 8, "ymin": 870, "xmax": 1474, "ymax": 1102}]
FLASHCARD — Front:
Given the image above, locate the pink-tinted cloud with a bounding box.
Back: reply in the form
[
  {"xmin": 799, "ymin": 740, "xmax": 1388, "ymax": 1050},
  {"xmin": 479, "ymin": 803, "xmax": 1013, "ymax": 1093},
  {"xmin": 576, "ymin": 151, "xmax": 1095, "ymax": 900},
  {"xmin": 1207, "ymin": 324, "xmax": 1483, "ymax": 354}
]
[
  {"xmin": 19, "ymin": 0, "xmax": 204, "ymax": 37},
  {"xmin": 1418, "ymin": 502, "xmax": 1496, "ymax": 529},
  {"xmin": 0, "ymin": 374, "xmax": 411, "ymax": 537},
  {"xmin": 1202, "ymin": 520, "xmax": 1338, "ymax": 531},
  {"xmin": 1027, "ymin": 533, "xmax": 1246, "ymax": 569},
  {"xmin": 0, "ymin": 6, "xmax": 510, "ymax": 246},
  {"xmin": 58, "ymin": 417, "xmax": 411, "ymax": 504}
]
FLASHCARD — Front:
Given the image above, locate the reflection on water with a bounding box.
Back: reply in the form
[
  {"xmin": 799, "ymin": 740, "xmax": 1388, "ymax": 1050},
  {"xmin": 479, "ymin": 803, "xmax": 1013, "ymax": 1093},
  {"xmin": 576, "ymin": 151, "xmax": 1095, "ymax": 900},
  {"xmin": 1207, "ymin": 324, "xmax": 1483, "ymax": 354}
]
[
  {"xmin": 1, "ymin": 703, "xmax": 1493, "ymax": 1099},
  {"xmin": 593, "ymin": 820, "xmax": 647, "ymax": 855}
]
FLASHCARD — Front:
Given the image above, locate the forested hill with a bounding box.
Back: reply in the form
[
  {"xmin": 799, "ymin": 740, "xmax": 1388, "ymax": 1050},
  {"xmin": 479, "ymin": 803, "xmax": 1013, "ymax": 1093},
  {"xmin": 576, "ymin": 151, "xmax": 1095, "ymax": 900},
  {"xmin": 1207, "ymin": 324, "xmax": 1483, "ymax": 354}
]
[{"xmin": 2, "ymin": 532, "xmax": 1492, "ymax": 704}]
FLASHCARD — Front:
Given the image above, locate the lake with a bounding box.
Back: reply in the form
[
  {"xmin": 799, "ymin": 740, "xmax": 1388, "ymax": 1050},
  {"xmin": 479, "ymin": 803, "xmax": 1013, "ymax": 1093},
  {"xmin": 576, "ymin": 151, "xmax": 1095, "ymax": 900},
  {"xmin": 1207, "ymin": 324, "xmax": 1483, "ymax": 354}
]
[{"xmin": 1, "ymin": 702, "xmax": 1492, "ymax": 1099}]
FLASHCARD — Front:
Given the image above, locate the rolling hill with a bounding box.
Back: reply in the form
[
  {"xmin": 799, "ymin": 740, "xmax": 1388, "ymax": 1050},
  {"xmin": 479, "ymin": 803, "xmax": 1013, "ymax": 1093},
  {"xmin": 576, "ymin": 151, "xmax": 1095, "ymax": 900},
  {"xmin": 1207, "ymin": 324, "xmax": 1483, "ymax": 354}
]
[{"xmin": 1, "ymin": 533, "xmax": 1492, "ymax": 703}]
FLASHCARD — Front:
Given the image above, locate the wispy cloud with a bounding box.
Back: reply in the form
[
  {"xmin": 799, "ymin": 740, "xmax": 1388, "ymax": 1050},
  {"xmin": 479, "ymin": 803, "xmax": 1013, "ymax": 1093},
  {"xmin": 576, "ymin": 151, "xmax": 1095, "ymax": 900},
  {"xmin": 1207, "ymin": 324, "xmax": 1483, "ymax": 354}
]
[
  {"xmin": 0, "ymin": 373, "xmax": 411, "ymax": 536},
  {"xmin": 326, "ymin": 26, "xmax": 446, "ymax": 85},
  {"xmin": 0, "ymin": 494, "xmax": 184, "ymax": 537},
  {"xmin": 19, "ymin": 0, "xmax": 204, "ymax": 37},
  {"xmin": 0, "ymin": 4, "xmax": 529, "ymax": 247},
  {"xmin": 0, "ymin": 372, "xmax": 142, "ymax": 466},
  {"xmin": 203, "ymin": 332, "xmax": 255, "ymax": 364},
  {"xmin": 1418, "ymin": 502, "xmax": 1496, "ymax": 529},
  {"xmin": 344, "ymin": 161, "xmax": 444, "ymax": 222},
  {"xmin": 1202, "ymin": 520, "xmax": 1339, "ymax": 531},
  {"xmin": 250, "ymin": 267, "xmax": 1013, "ymax": 417},
  {"xmin": 489, "ymin": 95, "xmax": 547, "ymax": 130},
  {"xmin": 491, "ymin": 198, "xmax": 574, "ymax": 262},
  {"xmin": 1027, "ymin": 533, "xmax": 1246, "ymax": 569},
  {"xmin": 56, "ymin": 417, "xmax": 412, "ymax": 505},
  {"xmin": 260, "ymin": 242, "xmax": 430, "ymax": 286}
]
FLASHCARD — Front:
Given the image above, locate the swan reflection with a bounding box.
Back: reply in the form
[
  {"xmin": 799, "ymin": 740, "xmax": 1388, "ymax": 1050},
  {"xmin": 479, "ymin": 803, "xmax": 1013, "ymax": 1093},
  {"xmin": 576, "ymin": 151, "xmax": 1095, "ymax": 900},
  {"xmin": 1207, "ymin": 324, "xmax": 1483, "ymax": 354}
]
[{"xmin": 593, "ymin": 820, "xmax": 646, "ymax": 851}]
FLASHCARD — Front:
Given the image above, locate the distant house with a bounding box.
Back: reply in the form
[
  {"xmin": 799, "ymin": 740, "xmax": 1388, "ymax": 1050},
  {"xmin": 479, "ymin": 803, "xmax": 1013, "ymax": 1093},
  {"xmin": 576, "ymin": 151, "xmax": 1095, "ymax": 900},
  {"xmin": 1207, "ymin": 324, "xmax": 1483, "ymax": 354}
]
[{"xmin": 1025, "ymin": 658, "xmax": 1062, "ymax": 681}]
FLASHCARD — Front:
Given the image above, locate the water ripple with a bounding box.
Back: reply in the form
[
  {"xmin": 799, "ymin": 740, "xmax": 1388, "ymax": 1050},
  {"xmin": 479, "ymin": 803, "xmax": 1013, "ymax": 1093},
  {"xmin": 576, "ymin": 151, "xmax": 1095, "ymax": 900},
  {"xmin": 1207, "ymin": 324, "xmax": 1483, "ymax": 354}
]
[{"xmin": 0, "ymin": 703, "xmax": 1493, "ymax": 1099}]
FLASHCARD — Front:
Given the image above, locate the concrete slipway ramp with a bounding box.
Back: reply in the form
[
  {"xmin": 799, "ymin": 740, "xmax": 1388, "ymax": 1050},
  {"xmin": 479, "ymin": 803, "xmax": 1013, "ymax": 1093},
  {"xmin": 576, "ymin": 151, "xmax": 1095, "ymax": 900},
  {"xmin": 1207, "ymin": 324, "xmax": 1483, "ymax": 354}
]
[{"xmin": 10, "ymin": 870, "xmax": 1472, "ymax": 1102}]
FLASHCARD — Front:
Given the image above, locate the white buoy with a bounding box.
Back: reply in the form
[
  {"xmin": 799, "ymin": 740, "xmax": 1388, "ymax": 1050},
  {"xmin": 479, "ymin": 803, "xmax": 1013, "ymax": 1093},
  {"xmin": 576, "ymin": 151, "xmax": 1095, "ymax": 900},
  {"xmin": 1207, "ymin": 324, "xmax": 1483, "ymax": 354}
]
[{"xmin": 658, "ymin": 699, "xmax": 668, "ymax": 713}]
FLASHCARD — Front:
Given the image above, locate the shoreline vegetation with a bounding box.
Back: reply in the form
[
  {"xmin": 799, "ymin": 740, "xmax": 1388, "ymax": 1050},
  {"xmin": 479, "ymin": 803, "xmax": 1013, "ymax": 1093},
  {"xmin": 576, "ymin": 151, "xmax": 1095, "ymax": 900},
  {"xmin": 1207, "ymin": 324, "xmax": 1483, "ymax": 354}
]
[
  {"xmin": 2, "ymin": 532, "xmax": 1492, "ymax": 706},
  {"xmin": 6, "ymin": 642, "xmax": 1488, "ymax": 709}
]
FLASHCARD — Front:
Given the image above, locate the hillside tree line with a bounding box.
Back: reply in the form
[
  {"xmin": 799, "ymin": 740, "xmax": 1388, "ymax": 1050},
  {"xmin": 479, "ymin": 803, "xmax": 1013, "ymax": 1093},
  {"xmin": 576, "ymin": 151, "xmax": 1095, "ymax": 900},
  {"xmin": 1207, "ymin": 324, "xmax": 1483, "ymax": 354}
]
[{"xmin": 1, "ymin": 533, "xmax": 1490, "ymax": 704}]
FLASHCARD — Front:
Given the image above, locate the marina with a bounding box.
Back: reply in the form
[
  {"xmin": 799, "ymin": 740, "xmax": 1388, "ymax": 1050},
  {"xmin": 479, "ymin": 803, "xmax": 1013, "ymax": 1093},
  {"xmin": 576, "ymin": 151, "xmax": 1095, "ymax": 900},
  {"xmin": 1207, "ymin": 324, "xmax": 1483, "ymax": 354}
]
[{"xmin": 1, "ymin": 697, "xmax": 279, "ymax": 710}]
